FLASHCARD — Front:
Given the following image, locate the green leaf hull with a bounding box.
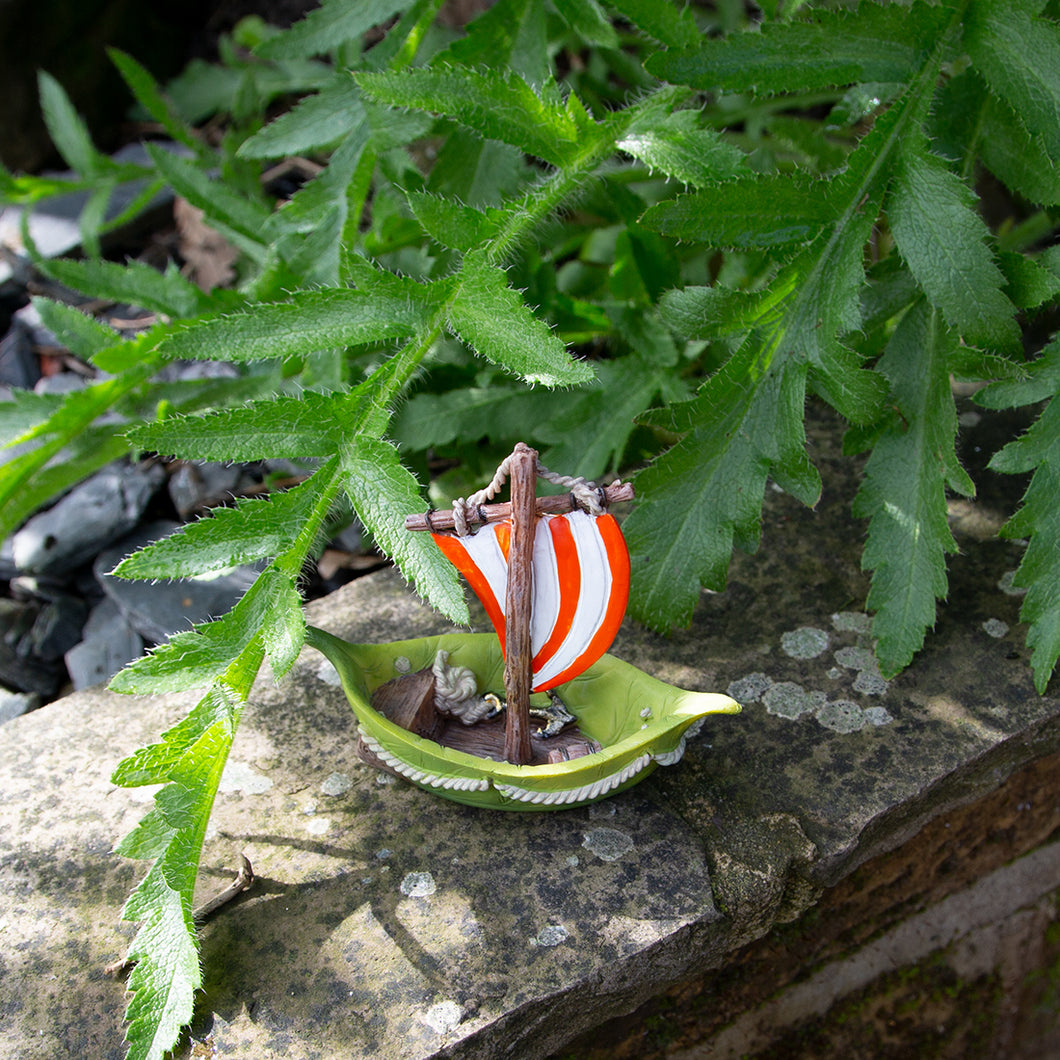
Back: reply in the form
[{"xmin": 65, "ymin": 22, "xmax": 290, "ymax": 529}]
[{"xmin": 306, "ymin": 627, "xmax": 740, "ymax": 810}]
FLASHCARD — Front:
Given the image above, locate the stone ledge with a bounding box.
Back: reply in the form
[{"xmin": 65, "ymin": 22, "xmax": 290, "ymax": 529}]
[
  {"xmin": 2, "ymin": 407, "xmax": 1059, "ymax": 1058},
  {"xmin": 557, "ymin": 748, "xmax": 1060, "ymax": 1058}
]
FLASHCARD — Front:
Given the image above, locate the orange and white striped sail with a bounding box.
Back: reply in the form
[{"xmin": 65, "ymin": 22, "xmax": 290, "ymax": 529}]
[{"xmin": 432, "ymin": 510, "xmax": 630, "ymax": 692}]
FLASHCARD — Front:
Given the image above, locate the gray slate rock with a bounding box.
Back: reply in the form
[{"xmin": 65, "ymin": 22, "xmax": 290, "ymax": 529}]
[
  {"xmin": 0, "ymin": 321, "xmax": 40, "ymax": 389},
  {"xmin": 168, "ymin": 462, "xmax": 244, "ymax": 519},
  {"xmin": 0, "ymin": 598, "xmax": 65, "ymax": 696},
  {"xmin": 64, "ymin": 596, "xmax": 143, "ymax": 690},
  {"xmin": 11, "ymin": 461, "xmax": 165, "ymax": 575},
  {"xmin": 0, "ymin": 688, "xmax": 40, "ymax": 725},
  {"xmin": 95, "ymin": 521, "xmax": 263, "ymax": 644},
  {"xmin": 33, "ymin": 372, "xmax": 87, "ymax": 396}
]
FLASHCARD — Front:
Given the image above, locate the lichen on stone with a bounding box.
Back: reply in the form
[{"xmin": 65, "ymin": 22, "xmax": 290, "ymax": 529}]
[
  {"xmin": 780, "ymin": 626, "xmax": 830, "ymax": 659},
  {"xmin": 218, "ymin": 760, "xmax": 273, "ymax": 795},
  {"xmin": 422, "ymin": 999, "xmax": 464, "ymax": 1034},
  {"xmin": 998, "ymin": 570, "xmax": 1027, "ymax": 596},
  {"xmin": 831, "ymin": 611, "xmax": 873, "ymax": 634},
  {"xmin": 532, "ymin": 925, "xmax": 570, "ymax": 947},
  {"xmin": 834, "ymin": 646, "xmax": 879, "ymax": 673},
  {"xmin": 863, "ymin": 706, "xmax": 894, "ymax": 726},
  {"xmin": 816, "ymin": 700, "xmax": 865, "ymax": 733},
  {"xmin": 320, "ymin": 771, "xmax": 351, "ymax": 796},
  {"xmin": 400, "ymin": 871, "xmax": 437, "ymax": 898},
  {"xmin": 762, "ymin": 681, "xmax": 817, "ymax": 719},
  {"xmin": 853, "ymin": 671, "xmax": 889, "ymax": 696},
  {"xmin": 582, "ymin": 827, "xmax": 634, "ymax": 862},
  {"xmin": 727, "ymin": 672, "xmax": 773, "ymax": 703}
]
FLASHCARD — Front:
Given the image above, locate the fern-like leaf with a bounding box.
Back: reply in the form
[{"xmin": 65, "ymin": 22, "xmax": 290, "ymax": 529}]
[
  {"xmin": 980, "ymin": 337, "xmax": 1060, "ymax": 693},
  {"xmin": 853, "ymin": 301, "xmax": 973, "ymax": 676},
  {"xmin": 448, "ymin": 249, "xmax": 594, "ymax": 385}
]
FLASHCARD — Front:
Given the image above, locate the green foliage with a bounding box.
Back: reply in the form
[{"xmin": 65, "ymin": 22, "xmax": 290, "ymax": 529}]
[{"xmin": 4, "ymin": 0, "xmax": 1060, "ymax": 1055}]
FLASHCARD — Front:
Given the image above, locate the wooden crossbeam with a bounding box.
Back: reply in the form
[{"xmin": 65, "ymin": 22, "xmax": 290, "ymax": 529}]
[{"xmin": 405, "ymin": 481, "xmax": 634, "ymax": 533}]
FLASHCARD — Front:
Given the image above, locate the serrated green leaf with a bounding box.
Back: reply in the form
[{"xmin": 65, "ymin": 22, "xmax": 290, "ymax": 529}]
[
  {"xmin": 427, "ymin": 127, "xmax": 527, "ymax": 207},
  {"xmin": 625, "ymin": 349, "xmax": 818, "ymax": 629},
  {"xmin": 40, "ymin": 256, "xmax": 209, "ymax": 318},
  {"xmin": 978, "ymin": 83, "xmax": 1060, "ymax": 206},
  {"xmin": 646, "ymin": 1, "xmax": 947, "ymax": 94},
  {"xmin": 0, "ymin": 428, "xmax": 129, "ymax": 539},
  {"xmin": 30, "ymin": 297, "xmax": 119, "ymax": 361},
  {"xmin": 965, "ymin": 2, "xmax": 1060, "ymax": 163},
  {"xmin": 998, "ymin": 460, "xmax": 1060, "ymax": 693},
  {"xmin": 110, "ymin": 562, "xmax": 297, "ymax": 694},
  {"xmin": 145, "ymin": 143, "xmax": 270, "ymax": 257},
  {"xmin": 607, "ymin": 0, "xmax": 700, "ymax": 48},
  {"xmin": 888, "ymin": 138, "xmax": 1019, "ymax": 352},
  {"xmin": 238, "ymin": 75, "xmax": 366, "ymax": 159},
  {"xmin": 984, "ymin": 334, "xmax": 1060, "ymax": 692},
  {"xmin": 406, "ymin": 191, "xmax": 504, "ymax": 251},
  {"xmin": 256, "ymin": 0, "xmax": 409, "ymax": 59},
  {"xmin": 115, "ymin": 680, "xmax": 241, "ymax": 1060},
  {"xmin": 852, "ymin": 302, "xmax": 970, "ymax": 677},
  {"xmin": 551, "ymin": 0, "xmax": 619, "ymax": 49},
  {"xmin": 0, "ymin": 390, "xmax": 62, "ymax": 449},
  {"xmin": 617, "ymin": 108, "xmax": 749, "ymax": 188},
  {"xmin": 37, "ymin": 70, "xmax": 101, "ymax": 176},
  {"xmin": 121, "ymin": 863, "xmax": 202, "ymax": 1060},
  {"xmin": 259, "ymin": 568, "xmax": 306, "ymax": 677},
  {"xmin": 157, "ymin": 284, "xmax": 437, "ymax": 363},
  {"xmin": 0, "ymin": 368, "xmax": 154, "ymax": 535},
  {"xmin": 536, "ymin": 356, "xmax": 669, "ymax": 478},
  {"xmin": 113, "ymin": 686, "xmax": 238, "ymax": 788},
  {"xmin": 978, "ymin": 335, "xmax": 1060, "ymax": 412},
  {"xmin": 108, "ymin": 48, "xmax": 201, "ymax": 154},
  {"xmin": 392, "ymin": 384, "xmax": 550, "ymax": 450},
  {"xmin": 448, "ymin": 249, "xmax": 593, "ymax": 385},
  {"xmin": 624, "ymin": 63, "xmax": 948, "ymax": 631},
  {"xmin": 659, "ymin": 284, "xmax": 787, "ymax": 340},
  {"xmin": 130, "ymin": 392, "xmax": 344, "ymax": 462},
  {"xmin": 436, "ymin": 0, "xmax": 548, "ymax": 82},
  {"xmin": 342, "ymin": 436, "xmax": 468, "ymax": 624},
  {"xmin": 356, "ymin": 67, "xmax": 588, "ymax": 166},
  {"xmin": 640, "ymin": 176, "xmax": 833, "ymax": 249},
  {"xmin": 1000, "ymin": 250, "xmax": 1060, "ymax": 309},
  {"xmin": 113, "ymin": 469, "xmax": 332, "ymax": 580}
]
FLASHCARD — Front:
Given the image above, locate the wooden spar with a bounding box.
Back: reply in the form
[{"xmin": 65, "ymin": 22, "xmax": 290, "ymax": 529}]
[
  {"xmin": 502, "ymin": 442, "xmax": 536, "ymax": 765},
  {"xmin": 405, "ymin": 481, "xmax": 634, "ymax": 533}
]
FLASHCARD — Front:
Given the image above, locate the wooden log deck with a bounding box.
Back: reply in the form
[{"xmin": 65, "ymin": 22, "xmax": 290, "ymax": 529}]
[{"xmin": 361, "ymin": 667, "xmax": 602, "ymax": 774}]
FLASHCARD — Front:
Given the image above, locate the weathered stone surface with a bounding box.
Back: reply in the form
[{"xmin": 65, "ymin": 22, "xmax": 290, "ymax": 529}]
[{"xmin": 1, "ymin": 404, "xmax": 1058, "ymax": 1058}]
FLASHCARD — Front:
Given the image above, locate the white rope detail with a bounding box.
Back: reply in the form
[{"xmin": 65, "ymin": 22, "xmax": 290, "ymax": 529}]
[
  {"xmin": 453, "ymin": 454, "xmax": 512, "ymax": 536},
  {"xmin": 358, "ymin": 728, "xmax": 490, "ymax": 792},
  {"xmin": 452, "ymin": 454, "xmax": 620, "ymax": 536},
  {"xmin": 494, "ymin": 753, "xmax": 652, "ymax": 805},
  {"xmin": 432, "ymin": 649, "xmax": 495, "ymax": 725}
]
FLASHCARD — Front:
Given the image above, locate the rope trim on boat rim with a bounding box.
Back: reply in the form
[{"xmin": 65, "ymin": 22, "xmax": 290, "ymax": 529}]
[
  {"xmin": 360, "ymin": 719, "xmax": 703, "ymax": 802},
  {"xmin": 494, "ymin": 752, "xmax": 653, "ymax": 805},
  {"xmin": 358, "ymin": 728, "xmax": 490, "ymax": 792},
  {"xmin": 652, "ymin": 718, "xmax": 705, "ymax": 767}
]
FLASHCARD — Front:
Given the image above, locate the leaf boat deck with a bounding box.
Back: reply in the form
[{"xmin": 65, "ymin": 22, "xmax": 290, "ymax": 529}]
[{"xmin": 306, "ymin": 627, "xmax": 741, "ymax": 810}]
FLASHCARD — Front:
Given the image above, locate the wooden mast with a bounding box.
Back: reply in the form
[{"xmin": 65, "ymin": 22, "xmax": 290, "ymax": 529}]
[
  {"xmin": 406, "ymin": 443, "xmax": 634, "ymax": 767},
  {"xmin": 501, "ymin": 442, "xmax": 536, "ymax": 765}
]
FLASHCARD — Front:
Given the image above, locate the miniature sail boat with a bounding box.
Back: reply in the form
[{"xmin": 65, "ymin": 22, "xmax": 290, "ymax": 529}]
[
  {"xmin": 430, "ymin": 502, "xmax": 630, "ymax": 693},
  {"xmin": 305, "ymin": 443, "xmax": 741, "ymax": 810}
]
